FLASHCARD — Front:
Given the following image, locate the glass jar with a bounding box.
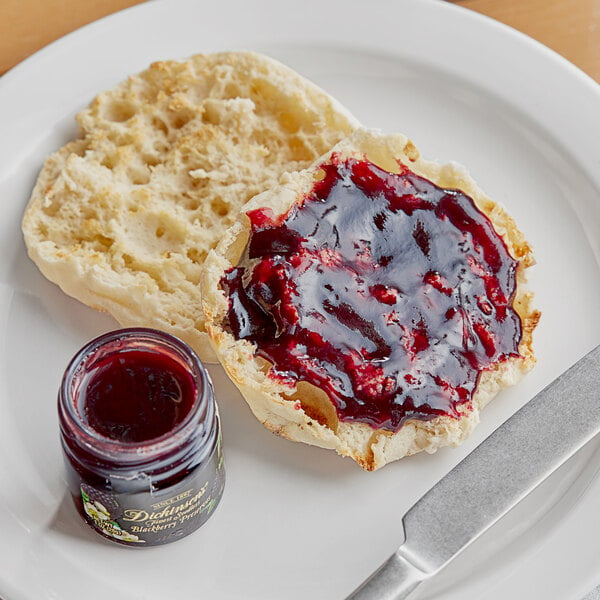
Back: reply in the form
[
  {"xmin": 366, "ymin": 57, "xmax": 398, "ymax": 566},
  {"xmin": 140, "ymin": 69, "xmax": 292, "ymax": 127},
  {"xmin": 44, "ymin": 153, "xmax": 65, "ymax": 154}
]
[{"xmin": 58, "ymin": 328, "xmax": 225, "ymax": 546}]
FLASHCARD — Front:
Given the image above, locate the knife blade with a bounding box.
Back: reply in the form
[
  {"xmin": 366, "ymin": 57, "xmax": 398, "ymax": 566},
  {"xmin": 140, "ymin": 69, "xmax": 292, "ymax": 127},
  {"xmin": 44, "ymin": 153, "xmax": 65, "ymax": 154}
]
[{"xmin": 346, "ymin": 344, "xmax": 600, "ymax": 600}]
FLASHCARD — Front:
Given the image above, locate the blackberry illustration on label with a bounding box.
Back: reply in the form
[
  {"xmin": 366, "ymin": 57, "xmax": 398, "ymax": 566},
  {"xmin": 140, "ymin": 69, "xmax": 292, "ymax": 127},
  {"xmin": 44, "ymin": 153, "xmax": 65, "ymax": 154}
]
[{"xmin": 81, "ymin": 487, "xmax": 144, "ymax": 544}]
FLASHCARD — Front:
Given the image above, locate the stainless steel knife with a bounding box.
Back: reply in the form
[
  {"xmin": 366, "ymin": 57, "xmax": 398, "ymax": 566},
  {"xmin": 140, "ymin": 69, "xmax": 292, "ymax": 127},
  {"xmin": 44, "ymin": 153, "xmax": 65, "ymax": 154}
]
[{"xmin": 346, "ymin": 344, "xmax": 600, "ymax": 600}]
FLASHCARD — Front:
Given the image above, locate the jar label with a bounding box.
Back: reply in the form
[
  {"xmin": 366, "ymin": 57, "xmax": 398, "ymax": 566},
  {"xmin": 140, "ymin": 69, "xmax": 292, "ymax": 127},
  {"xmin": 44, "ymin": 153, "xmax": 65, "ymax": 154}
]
[{"xmin": 77, "ymin": 437, "xmax": 225, "ymax": 545}]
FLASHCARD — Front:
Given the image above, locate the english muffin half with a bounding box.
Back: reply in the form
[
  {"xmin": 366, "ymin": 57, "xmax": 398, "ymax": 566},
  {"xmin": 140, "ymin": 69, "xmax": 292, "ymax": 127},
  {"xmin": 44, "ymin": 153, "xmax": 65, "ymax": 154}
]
[
  {"xmin": 22, "ymin": 51, "xmax": 359, "ymax": 361},
  {"xmin": 202, "ymin": 128, "xmax": 540, "ymax": 470}
]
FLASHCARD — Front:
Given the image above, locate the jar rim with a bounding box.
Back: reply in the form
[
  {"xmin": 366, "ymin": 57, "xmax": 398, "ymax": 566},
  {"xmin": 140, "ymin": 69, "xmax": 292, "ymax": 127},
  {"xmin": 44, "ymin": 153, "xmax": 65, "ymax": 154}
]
[{"xmin": 58, "ymin": 328, "xmax": 214, "ymax": 466}]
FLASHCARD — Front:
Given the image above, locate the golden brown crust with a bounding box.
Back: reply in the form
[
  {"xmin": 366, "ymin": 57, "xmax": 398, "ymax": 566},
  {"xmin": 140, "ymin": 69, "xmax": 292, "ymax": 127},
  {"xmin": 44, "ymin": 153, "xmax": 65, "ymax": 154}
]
[
  {"xmin": 202, "ymin": 128, "xmax": 540, "ymax": 470},
  {"xmin": 21, "ymin": 51, "xmax": 359, "ymax": 361}
]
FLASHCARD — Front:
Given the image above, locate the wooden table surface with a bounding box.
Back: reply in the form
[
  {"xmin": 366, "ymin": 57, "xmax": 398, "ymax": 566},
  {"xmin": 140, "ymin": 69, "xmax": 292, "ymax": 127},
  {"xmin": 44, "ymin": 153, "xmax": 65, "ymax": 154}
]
[{"xmin": 1, "ymin": 0, "xmax": 598, "ymax": 81}]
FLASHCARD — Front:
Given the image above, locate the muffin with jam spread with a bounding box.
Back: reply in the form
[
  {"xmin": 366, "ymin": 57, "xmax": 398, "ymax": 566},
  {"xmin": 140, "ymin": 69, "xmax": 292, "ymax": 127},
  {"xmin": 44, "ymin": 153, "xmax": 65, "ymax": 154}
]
[{"xmin": 201, "ymin": 129, "xmax": 540, "ymax": 470}]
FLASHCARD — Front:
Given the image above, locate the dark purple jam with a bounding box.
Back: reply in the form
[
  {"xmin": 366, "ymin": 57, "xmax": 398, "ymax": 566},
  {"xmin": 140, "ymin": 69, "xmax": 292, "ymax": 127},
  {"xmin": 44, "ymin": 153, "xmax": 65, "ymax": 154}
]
[
  {"xmin": 79, "ymin": 349, "xmax": 196, "ymax": 443},
  {"xmin": 220, "ymin": 157, "xmax": 522, "ymax": 431}
]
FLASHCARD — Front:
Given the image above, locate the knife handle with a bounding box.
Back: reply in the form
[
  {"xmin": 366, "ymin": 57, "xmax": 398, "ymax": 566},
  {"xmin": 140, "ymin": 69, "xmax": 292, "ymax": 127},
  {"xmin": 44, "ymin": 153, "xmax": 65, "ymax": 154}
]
[{"xmin": 345, "ymin": 548, "xmax": 429, "ymax": 599}]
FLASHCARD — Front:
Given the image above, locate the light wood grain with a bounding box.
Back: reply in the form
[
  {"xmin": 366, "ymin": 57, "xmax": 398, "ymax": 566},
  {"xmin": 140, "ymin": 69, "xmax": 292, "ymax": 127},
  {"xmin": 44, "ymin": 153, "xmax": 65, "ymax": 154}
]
[
  {"xmin": 0, "ymin": 0, "xmax": 145, "ymax": 75},
  {"xmin": 453, "ymin": 0, "xmax": 600, "ymax": 81},
  {"xmin": 0, "ymin": 0, "xmax": 598, "ymax": 81}
]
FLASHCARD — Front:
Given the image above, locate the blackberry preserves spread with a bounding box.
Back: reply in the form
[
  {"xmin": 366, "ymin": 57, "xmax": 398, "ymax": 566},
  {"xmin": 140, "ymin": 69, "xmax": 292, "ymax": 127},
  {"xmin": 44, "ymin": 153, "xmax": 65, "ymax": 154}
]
[{"xmin": 221, "ymin": 157, "xmax": 522, "ymax": 431}]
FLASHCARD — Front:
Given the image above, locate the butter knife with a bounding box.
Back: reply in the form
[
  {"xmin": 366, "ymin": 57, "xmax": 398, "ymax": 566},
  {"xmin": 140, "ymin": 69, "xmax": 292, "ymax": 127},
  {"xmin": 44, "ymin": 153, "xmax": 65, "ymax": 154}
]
[{"xmin": 347, "ymin": 344, "xmax": 600, "ymax": 599}]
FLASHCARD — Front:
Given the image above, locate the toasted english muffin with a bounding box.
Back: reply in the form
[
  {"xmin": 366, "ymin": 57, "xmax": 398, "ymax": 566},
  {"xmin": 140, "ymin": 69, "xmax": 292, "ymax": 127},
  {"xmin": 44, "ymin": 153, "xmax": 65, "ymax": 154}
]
[
  {"xmin": 22, "ymin": 51, "xmax": 359, "ymax": 361},
  {"xmin": 201, "ymin": 128, "xmax": 540, "ymax": 470}
]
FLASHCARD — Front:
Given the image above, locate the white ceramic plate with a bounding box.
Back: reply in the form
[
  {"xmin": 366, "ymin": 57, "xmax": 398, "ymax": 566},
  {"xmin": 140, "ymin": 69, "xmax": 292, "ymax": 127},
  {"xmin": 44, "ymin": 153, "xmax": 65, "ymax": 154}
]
[{"xmin": 1, "ymin": 0, "xmax": 599, "ymax": 598}]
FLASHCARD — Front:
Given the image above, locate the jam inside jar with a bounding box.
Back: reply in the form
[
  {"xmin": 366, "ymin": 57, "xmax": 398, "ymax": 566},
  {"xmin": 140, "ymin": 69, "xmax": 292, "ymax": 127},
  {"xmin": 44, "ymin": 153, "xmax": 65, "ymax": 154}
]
[{"xmin": 58, "ymin": 328, "xmax": 225, "ymax": 546}]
